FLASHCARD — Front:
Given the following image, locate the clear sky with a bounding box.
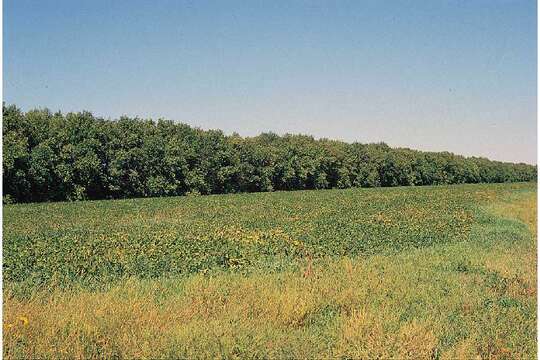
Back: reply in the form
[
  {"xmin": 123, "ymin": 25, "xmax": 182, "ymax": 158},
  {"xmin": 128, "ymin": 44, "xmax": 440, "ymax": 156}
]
[{"xmin": 4, "ymin": 0, "xmax": 537, "ymax": 164}]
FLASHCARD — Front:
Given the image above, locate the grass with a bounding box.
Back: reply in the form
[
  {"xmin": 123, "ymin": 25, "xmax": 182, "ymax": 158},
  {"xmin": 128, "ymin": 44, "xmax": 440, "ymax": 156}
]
[{"xmin": 3, "ymin": 182, "xmax": 537, "ymax": 359}]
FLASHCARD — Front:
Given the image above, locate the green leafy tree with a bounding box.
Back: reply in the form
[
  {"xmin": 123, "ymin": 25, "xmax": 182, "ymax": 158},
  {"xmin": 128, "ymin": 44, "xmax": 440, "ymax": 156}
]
[{"xmin": 2, "ymin": 103, "xmax": 536, "ymax": 203}]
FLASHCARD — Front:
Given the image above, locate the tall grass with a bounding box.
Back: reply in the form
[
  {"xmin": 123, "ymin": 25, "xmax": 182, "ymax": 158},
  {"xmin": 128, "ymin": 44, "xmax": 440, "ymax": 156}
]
[{"xmin": 3, "ymin": 185, "xmax": 536, "ymax": 359}]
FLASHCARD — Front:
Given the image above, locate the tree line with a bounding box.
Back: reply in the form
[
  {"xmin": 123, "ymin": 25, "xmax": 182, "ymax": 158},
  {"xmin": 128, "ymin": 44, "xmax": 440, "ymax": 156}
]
[{"xmin": 3, "ymin": 103, "xmax": 536, "ymax": 203}]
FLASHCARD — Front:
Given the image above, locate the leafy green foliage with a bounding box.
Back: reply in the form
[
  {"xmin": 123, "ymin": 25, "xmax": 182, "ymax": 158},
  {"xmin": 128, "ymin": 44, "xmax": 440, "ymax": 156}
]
[
  {"xmin": 3, "ymin": 103, "xmax": 536, "ymax": 203},
  {"xmin": 3, "ymin": 182, "xmax": 532, "ymax": 289}
]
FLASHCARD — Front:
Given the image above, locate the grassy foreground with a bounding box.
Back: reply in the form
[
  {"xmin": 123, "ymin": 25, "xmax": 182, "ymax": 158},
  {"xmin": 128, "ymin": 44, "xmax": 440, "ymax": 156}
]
[{"xmin": 3, "ymin": 183, "xmax": 537, "ymax": 359}]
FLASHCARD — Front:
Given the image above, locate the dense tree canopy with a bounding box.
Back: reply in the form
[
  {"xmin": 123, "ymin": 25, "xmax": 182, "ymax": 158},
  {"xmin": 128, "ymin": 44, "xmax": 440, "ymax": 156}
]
[{"xmin": 3, "ymin": 104, "xmax": 536, "ymax": 203}]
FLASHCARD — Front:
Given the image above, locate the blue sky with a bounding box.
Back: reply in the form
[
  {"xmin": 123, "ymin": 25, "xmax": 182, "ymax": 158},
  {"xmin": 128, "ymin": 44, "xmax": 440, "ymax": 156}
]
[{"xmin": 4, "ymin": 0, "xmax": 537, "ymax": 164}]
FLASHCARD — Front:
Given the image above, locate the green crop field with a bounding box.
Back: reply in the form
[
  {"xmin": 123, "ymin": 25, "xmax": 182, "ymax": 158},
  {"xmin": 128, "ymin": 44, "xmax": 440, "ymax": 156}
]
[{"xmin": 3, "ymin": 182, "xmax": 537, "ymax": 359}]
